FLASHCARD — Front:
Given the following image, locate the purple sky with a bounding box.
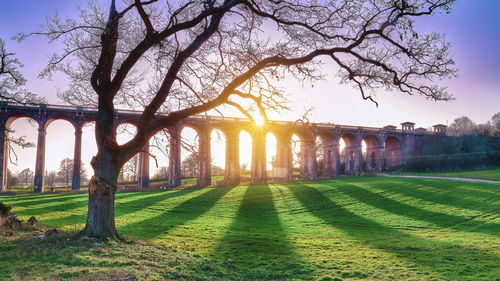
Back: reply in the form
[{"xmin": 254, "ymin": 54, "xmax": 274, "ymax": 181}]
[{"xmin": 1, "ymin": 0, "xmax": 499, "ymax": 174}]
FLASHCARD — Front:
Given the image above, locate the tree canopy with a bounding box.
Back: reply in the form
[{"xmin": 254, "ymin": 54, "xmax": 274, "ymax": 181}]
[
  {"xmin": 17, "ymin": 0, "xmax": 457, "ymax": 165},
  {"xmin": 17, "ymin": 0, "xmax": 457, "ymax": 238}
]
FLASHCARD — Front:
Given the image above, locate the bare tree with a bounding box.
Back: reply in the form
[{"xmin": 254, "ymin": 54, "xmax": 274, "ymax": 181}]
[
  {"xmin": 448, "ymin": 116, "xmax": 477, "ymax": 136},
  {"xmin": 45, "ymin": 170, "xmax": 57, "ymax": 190},
  {"xmin": 0, "ymin": 38, "xmax": 47, "ymax": 165},
  {"xmin": 153, "ymin": 166, "xmax": 169, "ymax": 180},
  {"xmin": 182, "ymin": 151, "xmax": 199, "ymax": 178},
  {"xmin": 0, "ymin": 39, "xmax": 46, "ymax": 104},
  {"xmin": 476, "ymin": 122, "xmax": 493, "ymax": 137},
  {"xmin": 211, "ymin": 164, "xmax": 224, "ymax": 176},
  {"xmin": 240, "ymin": 163, "xmax": 249, "ymax": 174},
  {"xmin": 18, "ymin": 168, "xmax": 33, "ymax": 187},
  {"xmin": 491, "ymin": 112, "xmax": 500, "ymax": 137},
  {"xmin": 18, "ymin": 0, "xmax": 456, "ymax": 238},
  {"xmin": 6, "ymin": 169, "xmax": 17, "ymax": 190},
  {"xmin": 122, "ymin": 155, "xmax": 139, "ymax": 181},
  {"xmin": 80, "ymin": 164, "xmax": 89, "ymax": 185},
  {"xmin": 58, "ymin": 158, "xmax": 73, "ymax": 188}
]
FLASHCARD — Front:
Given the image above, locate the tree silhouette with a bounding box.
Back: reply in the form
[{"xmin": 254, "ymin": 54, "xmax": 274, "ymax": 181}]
[
  {"xmin": 58, "ymin": 158, "xmax": 73, "ymax": 188},
  {"xmin": 18, "ymin": 168, "xmax": 33, "ymax": 187},
  {"xmin": 18, "ymin": 0, "xmax": 456, "ymax": 238}
]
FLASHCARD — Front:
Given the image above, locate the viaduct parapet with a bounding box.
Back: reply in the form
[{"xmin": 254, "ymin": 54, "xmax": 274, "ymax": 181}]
[{"xmin": 0, "ymin": 102, "xmax": 447, "ymax": 192}]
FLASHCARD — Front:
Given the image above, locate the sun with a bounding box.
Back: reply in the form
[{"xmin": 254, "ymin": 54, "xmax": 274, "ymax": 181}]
[{"xmin": 254, "ymin": 115, "xmax": 265, "ymax": 126}]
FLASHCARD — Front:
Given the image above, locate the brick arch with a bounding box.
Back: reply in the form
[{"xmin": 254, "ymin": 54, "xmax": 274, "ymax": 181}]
[
  {"xmin": 316, "ymin": 132, "xmax": 339, "ymax": 177},
  {"xmin": 179, "ymin": 124, "xmax": 202, "ymax": 136},
  {"xmin": 363, "ymin": 135, "xmax": 382, "ymax": 173},
  {"xmin": 5, "ymin": 113, "xmax": 41, "ymax": 128},
  {"xmin": 340, "ymin": 133, "xmax": 362, "ymax": 175},
  {"xmin": 45, "ymin": 115, "xmax": 77, "ymax": 130},
  {"xmin": 384, "ymin": 136, "xmax": 402, "ymax": 169},
  {"xmin": 82, "ymin": 119, "xmax": 97, "ymax": 126},
  {"xmin": 209, "ymin": 127, "xmax": 226, "ymax": 175},
  {"xmin": 1, "ymin": 114, "xmax": 40, "ymax": 191}
]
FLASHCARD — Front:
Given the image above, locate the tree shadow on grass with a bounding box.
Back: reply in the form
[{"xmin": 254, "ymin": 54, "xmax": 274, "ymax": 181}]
[
  {"xmin": 14, "ymin": 198, "xmax": 89, "ymax": 217},
  {"xmin": 40, "ymin": 189, "xmax": 199, "ymax": 228},
  {"xmin": 212, "ymin": 185, "xmax": 311, "ymax": 280},
  {"xmin": 337, "ymin": 183, "xmax": 500, "ymax": 237},
  {"xmin": 286, "ymin": 182, "xmax": 500, "ymax": 280},
  {"xmin": 118, "ymin": 186, "xmax": 235, "ymax": 239},
  {"xmin": 115, "ymin": 188, "xmax": 200, "ymax": 217},
  {"xmin": 2, "ymin": 193, "xmax": 86, "ymax": 208},
  {"xmin": 406, "ymin": 179, "xmax": 499, "ymax": 199},
  {"xmin": 2, "ymin": 189, "xmax": 151, "ymax": 210},
  {"xmin": 369, "ymin": 181, "xmax": 500, "ymax": 216}
]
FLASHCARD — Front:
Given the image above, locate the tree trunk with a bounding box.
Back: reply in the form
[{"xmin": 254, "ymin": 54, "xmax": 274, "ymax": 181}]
[{"xmin": 82, "ymin": 147, "xmax": 120, "ymax": 238}]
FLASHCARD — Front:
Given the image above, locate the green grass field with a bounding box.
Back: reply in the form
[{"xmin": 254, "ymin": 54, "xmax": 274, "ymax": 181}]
[
  {"xmin": 390, "ymin": 167, "xmax": 500, "ymax": 181},
  {"xmin": 1, "ymin": 176, "xmax": 500, "ymax": 280}
]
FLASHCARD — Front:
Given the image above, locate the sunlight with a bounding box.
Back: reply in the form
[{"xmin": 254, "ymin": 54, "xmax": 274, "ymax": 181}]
[{"xmin": 254, "ymin": 115, "xmax": 265, "ymax": 126}]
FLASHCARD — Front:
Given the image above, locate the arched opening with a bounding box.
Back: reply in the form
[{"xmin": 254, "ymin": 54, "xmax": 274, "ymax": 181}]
[
  {"xmin": 5, "ymin": 117, "xmax": 38, "ymax": 192},
  {"xmin": 211, "ymin": 129, "xmax": 226, "ymax": 184},
  {"xmin": 315, "ymin": 136, "xmax": 324, "ymax": 177},
  {"xmin": 45, "ymin": 119, "xmax": 76, "ymax": 191},
  {"xmin": 290, "ymin": 134, "xmax": 301, "ymax": 179},
  {"xmin": 290, "ymin": 132, "xmax": 317, "ymax": 180},
  {"xmin": 149, "ymin": 129, "xmax": 170, "ymax": 185},
  {"xmin": 180, "ymin": 126, "xmax": 199, "ymax": 186},
  {"xmin": 384, "ymin": 137, "xmax": 402, "ymax": 169},
  {"xmin": 340, "ymin": 134, "xmax": 360, "ymax": 175},
  {"xmin": 239, "ymin": 130, "xmax": 252, "ymax": 180},
  {"xmin": 116, "ymin": 123, "xmax": 139, "ymax": 185},
  {"xmin": 362, "ymin": 135, "xmax": 381, "ymax": 173},
  {"xmin": 82, "ymin": 122, "xmax": 97, "ymax": 186},
  {"xmin": 339, "ymin": 138, "xmax": 346, "ymax": 173},
  {"xmin": 266, "ymin": 132, "xmax": 277, "ymax": 181}
]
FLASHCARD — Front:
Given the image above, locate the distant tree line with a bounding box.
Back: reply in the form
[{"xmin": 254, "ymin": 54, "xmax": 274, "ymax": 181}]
[
  {"xmin": 447, "ymin": 113, "xmax": 500, "ymax": 137},
  {"xmin": 402, "ymin": 113, "xmax": 500, "ymax": 172},
  {"xmin": 180, "ymin": 151, "xmax": 224, "ymax": 178},
  {"xmin": 5, "ymin": 157, "xmax": 89, "ymax": 191}
]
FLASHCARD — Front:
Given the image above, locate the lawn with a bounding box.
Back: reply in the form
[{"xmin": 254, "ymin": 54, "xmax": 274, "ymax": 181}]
[
  {"xmin": 390, "ymin": 166, "xmax": 500, "ymax": 181},
  {"xmin": 1, "ymin": 176, "xmax": 500, "ymax": 280}
]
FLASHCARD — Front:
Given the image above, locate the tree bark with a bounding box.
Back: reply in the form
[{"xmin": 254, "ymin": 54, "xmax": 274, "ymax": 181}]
[
  {"xmin": 82, "ymin": 90, "xmax": 122, "ymax": 238},
  {"xmin": 82, "ymin": 148, "xmax": 119, "ymax": 238}
]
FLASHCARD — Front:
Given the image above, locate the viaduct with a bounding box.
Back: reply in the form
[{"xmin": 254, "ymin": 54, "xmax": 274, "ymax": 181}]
[{"xmin": 0, "ymin": 102, "xmax": 447, "ymax": 193}]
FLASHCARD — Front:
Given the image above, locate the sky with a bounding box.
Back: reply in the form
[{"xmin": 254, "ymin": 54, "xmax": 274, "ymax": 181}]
[{"xmin": 0, "ymin": 0, "xmax": 499, "ymax": 177}]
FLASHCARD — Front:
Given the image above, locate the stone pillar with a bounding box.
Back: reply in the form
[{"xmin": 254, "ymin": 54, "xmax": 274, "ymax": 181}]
[
  {"xmin": 365, "ymin": 146, "xmax": 374, "ymax": 173},
  {"xmin": 322, "ymin": 137, "xmax": 339, "ymax": 178},
  {"xmin": 299, "ymin": 136, "xmax": 317, "ymax": 180},
  {"xmin": 276, "ymin": 133, "xmax": 292, "ymax": 181},
  {"xmin": 366, "ymin": 146, "xmax": 383, "ymax": 173},
  {"xmin": 0, "ymin": 121, "xmax": 8, "ymax": 192},
  {"xmin": 197, "ymin": 127, "xmax": 211, "ymax": 187},
  {"xmin": 402, "ymin": 134, "xmax": 415, "ymax": 165},
  {"xmin": 333, "ymin": 142, "xmax": 341, "ymax": 176},
  {"xmin": 353, "ymin": 145, "xmax": 363, "ymax": 175},
  {"xmin": 138, "ymin": 142, "xmax": 150, "ymax": 189},
  {"xmin": 71, "ymin": 124, "xmax": 83, "ymax": 190},
  {"xmin": 224, "ymin": 129, "xmax": 240, "ymax": 185},
  {"xmin": 251, "ymin": 130, "xmax": 267, "ymax": 184},
  {"xmin": 378, "ymin": 146, "xmax": 385, "ymax": 172},
  {"xmin": 344, "ymin": 147, "xmax": 352, "ymax": 175},
  {"xmin": 168, "ymin": 127, "xmax": 181, "ymax": 188},
  {"xmin": 33, "ymin": 124, "xmax": 46, "ymax": 193}
]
